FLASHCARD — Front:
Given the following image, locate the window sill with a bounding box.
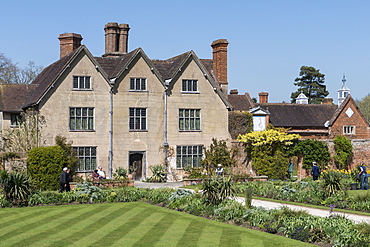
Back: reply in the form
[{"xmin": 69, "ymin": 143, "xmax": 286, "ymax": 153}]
[
  {"xmin": 179, "ymin": 130, "xmax": 202, "ymax": 132},
  {"xmin": 181, "ymin": 91, "xmax": 200, "ymax": 94},
  {"xmin": 69, "ymin": 130, "xmax": 95, "ymax": 132},
  {"xmin": 129, "ymin": 130, "xmax": 148, "ymax": 132}
]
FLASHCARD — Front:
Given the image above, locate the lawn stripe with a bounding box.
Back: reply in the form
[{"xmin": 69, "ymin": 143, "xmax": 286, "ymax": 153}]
[
  {"xmin": 219, "ymin": 226, "xmax": 242, "ymax": 246},
  {"xmin": 90, "ymin": 205, "xmax": 156, "ymax": 246},
  {"xmin": 0, "ymin": 206, "xmax": 58, "ymax": 230},
  {"xmin": 197, "ymin": 225, "xmax": 223, "ymax": 246},
  {"xmin": 131, "ymin": 211, "xmax": 176, "ymax": 246},
  {"xmin": 8, "ymin": 204, "xmax": 104, "ymax": 247},
  {"xmin": 0, "ymin": 206, "xmax": 72, "ymax": 242},
  {"xmin": 155, "ymin": 216, "xmax": 192, "ymax": 247},
  {"xmin": 176, "ymin": 219, "xmax": 204, "ymax": 246},
  {"xmin": 62, "ymin": 202, "xmax": 146, "ymax": 247},
  {"xmin": 115, "ymin": 210, "xmax": 165, "ymax": 246}
]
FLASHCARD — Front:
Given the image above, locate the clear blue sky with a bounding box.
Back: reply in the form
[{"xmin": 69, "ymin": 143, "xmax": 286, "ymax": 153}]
[{"xmin": 1, "ymin": 0, "xmax": 369, "ymax": 103}]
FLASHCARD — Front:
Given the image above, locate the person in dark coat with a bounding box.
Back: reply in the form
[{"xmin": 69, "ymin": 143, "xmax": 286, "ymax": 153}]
[
  {"xmin": 311, "ymin": 162, "xmax": 320, "ymax": 181},
  {"xmin": 59, "ymin": 167, "xmax": 71, "ymax": 192},
  {"xmin": 359, "ymin": 164, "xmax": 368, "ymax": 190}
]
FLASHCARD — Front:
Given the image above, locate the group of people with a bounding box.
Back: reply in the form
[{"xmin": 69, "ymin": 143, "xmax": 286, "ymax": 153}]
[
  {"xmin": 59, "ymin": 166, "xmax": 106, "ymax": 193},
  {"xmin": 92, "ymin": 167, "xmax": 106, "ymax": 180}
]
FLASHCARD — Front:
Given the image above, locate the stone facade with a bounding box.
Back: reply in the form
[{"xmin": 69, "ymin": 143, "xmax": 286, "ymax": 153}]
[{"xmin": 0, "ymin": 23, "xmax": 232, "ymax": 182}]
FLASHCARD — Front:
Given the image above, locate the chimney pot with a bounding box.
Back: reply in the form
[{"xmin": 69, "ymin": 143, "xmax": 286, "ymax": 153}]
[
  {"xmin": 230, "ymin": 89, "xmax": 238, "ymax": 94},
  {"xmin": 58, "ymin": 33, "xmax": 82, "ymax": 58}
]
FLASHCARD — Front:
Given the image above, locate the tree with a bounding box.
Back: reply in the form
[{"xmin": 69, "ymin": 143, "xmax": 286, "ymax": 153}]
[
  {"xmin": 289, "ymin": 139, "xmax": 331, "ymax": 170},
  {"xmin": 55, "ymin": 135, "xmax": 79, "ymax": 177},
  {"xmin": 356, "ymin": 94, "xmax": 370, "ymax": 123},
  {"xmin": 0, "ymin": 53, "xmax": 42, "ymax": 84},
  {"xmin": 237, "ymin": 128, "xmax": 300, "ymax": 179},
  {"xmin": 333, "ymin": 135, "xmax": 353, "ymax": 170},
  {"xmin": 202, "ymin": 138, "xmax": 238, "ymax": 175},
  {"xmin": 291, "ymin": 66, "xmax": 329, "ymax": 104},
  {"xmin": 2, "ymin": 109, "xmax": 45, "ymax": 154}
]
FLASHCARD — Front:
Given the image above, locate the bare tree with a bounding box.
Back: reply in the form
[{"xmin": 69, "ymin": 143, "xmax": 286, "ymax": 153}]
[
  {"xmin": 2, "ymin": 109, "xmax": 45, "ymax": 154},
  {"xmin": 0, "ymin": 53, "xmax": 42, "ymax": 84}
]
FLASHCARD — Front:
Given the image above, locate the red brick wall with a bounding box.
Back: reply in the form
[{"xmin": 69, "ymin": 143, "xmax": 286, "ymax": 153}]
[{"xmin": 330, "ymin": 99, "xmax": 370, "ymax": 139}]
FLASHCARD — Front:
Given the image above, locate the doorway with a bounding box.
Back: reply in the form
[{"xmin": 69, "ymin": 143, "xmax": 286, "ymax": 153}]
[{"xmin": 129, "ymin": 151, "xmax": 145, "ymax": 181}]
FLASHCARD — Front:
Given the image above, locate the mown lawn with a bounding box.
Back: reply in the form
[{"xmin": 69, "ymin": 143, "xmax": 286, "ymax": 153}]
[{"xmin": 0, "ymin": 201, "xmax": 313, "ymax": 246}]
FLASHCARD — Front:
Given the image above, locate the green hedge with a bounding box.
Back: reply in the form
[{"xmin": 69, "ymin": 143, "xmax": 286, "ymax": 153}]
[{"xmin": 27, "ymin": 146, "xmax": 67, "ymax": 191}]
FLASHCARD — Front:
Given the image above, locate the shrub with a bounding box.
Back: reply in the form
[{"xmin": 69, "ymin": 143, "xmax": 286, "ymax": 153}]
[
  {"xmin": 202, "ymin": 176, "xmax": 235, "ymax": 205},
  {"xmin": 320, "ymin": 170, "xmax": 344, "ymax": 197},
  {"xmin": 148, "ymin": 165, "xmax": 166, "ymax": 183},
  {"xmin": 114, "ymin": 167, "xmax": 127, "ymax": 179},
  {"xmin": 333, "ymin": 135, "xmax": 353, "ymax": 170},
  {"xmin": 75, "ymin": 182, "xmax": 102, "ymax": 203},
  {"xmin": 0, "ymin": 170, "xmax": 34, "ymax": 206},
  {"xmin": 27, "ymin": 146, "xmax": 67, "ymax": 191}
]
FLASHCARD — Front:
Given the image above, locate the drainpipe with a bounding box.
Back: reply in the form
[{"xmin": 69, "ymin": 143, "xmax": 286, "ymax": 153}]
[
  {"xmin": 163, "ymin": 80, "xmax": 171, "ymax": 181},
  {"xmin": 109, "ymin": 78, "xmax": 116, "ymax": 179}
]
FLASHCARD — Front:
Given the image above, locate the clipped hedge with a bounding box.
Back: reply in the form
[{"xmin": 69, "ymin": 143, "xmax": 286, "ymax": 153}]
[{"xmin": 27, "ymin": 146, "xmax": 67, "ymax": 191}]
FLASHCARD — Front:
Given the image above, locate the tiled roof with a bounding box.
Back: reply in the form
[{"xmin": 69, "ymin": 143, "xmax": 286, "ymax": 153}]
[
  {"xmin": 0, "ymin": 84, "xmax": 37, "ymax": 112},
  {"xmin": 2, "ymin": 46, "xmax": 218, "ymax": 112},
  {"xmin": 259, "ymin": 103, "xmax": 337, "ymax": 128},
  {"xmin": 24, "ymin": 52, "xmax": 75, "ymax": 106},
  {"xmin": 228, "ymin": 92, "xmax": 255, "ymax": 111}
]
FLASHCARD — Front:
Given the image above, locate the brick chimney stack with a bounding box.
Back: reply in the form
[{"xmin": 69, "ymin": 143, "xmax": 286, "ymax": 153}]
[
  {"xmin": 259, "ymin": 92, "xmax": 269, "ymax": 103},
  {"xmin": 104, "ymin": 22, "xmax": 130, "ymax": 57},
  {"xmin": 211, "ymin": 39, "xmax": 229, "ymax": 96},
  {"xmin": 58, "ymin": 33, "xmax": 82, "ymax": 59},
  {"xmin": 322, "ymin": 97, "xmax": 333, "ymax": 105}
]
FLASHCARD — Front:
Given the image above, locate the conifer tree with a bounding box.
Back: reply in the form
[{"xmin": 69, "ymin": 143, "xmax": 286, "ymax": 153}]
[{"xmin": 291, "ymin": 66, "xmax": 329, "ymax": 104}]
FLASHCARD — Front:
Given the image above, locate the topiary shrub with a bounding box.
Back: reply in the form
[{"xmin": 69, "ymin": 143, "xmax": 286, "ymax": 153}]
[{"xmin": 27, "ymin": 146, "xmax": 67, "ymax": 191}]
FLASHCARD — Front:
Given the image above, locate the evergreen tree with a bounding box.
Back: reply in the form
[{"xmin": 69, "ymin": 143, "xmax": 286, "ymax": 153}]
[{"xmin": 291, "ymin": 66, "xmax": 329, "ymax": 104}]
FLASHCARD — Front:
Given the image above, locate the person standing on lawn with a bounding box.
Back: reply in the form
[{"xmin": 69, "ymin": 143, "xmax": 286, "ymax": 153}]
[{"xmin": 59, "ymin": 167, "xmax": 71, "ymax": 192}]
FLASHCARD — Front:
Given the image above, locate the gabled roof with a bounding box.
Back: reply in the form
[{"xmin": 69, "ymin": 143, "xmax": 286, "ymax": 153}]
[
  {"xmin": 228, "ymin": 92, "xmax": 255, "ymax": 111},
  {"xmin": 329, "ymin": 95, "xmax": 370, "ymax": 127},
  {"xmin": 7, "ymin": 44, "xmax": 231, "ymax": 111},
  {"xmin": 0, "ymin": 84, "xmax": 38, "ymax": 112},
  {"xmin": 259, "ymin": 103, "xmax": 337, "ymax": 128},
  {"xmin": 24, "ymin": 45, "xmax": 110, "ymax": 107}
]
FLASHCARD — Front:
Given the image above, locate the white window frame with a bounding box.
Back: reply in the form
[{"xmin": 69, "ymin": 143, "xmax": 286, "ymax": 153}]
[
  {"xmin": 69, "ymin": 107, "xmax": 94, "ymax": 131},
  {"xmin": 182, "ymin": 79, "xmax": 198, "ymax": 92},
  {"xmin": 130, "ymin": 78, "xmax": 147, "ymax": 91},
  {"xmin": 176, "ymin": 145, "xmax": 203, "ymax": 169},
  {"xmin": 73, "ymin": 146, "xmax": 97, "ymax": 171},
  {"xmin": 129, "ymin": 108, "xmax": 147, "ymax": 131},
  {"xmin": 73, "ymin": 76, "xmax": 91, "ymax": 90},
  {"xmin": 343, "ymin": 125, "xmax": 355, "ymax": 135}
]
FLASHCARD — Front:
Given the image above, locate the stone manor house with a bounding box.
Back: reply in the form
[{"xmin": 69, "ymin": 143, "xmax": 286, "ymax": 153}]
[
  {"xmin": 0, "ymin": 23, "xmax": 232, "ymax": 180},
  {"xmin": 1, "ymin": 22, "xmax": 369, "ymax": 180}
]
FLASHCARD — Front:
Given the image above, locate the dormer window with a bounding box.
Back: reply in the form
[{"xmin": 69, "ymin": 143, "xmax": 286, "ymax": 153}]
[
  {"xmin": 182, "ymin": 79, "xmax": 198, "ymax": 92},
  {"xmin": 73, "ymin": 76, "xmax": 91, "ymax": 90}
]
